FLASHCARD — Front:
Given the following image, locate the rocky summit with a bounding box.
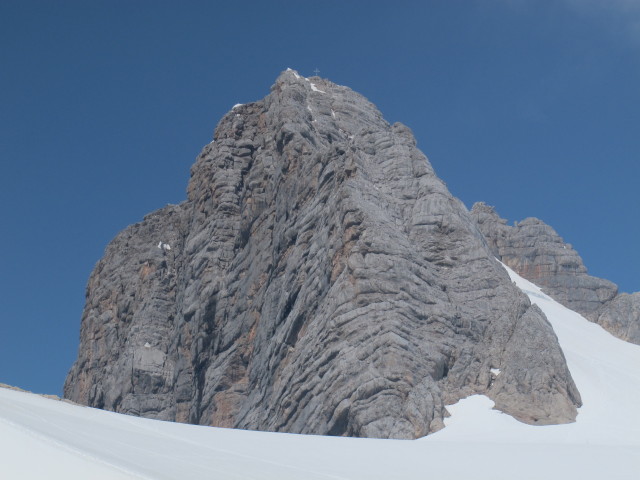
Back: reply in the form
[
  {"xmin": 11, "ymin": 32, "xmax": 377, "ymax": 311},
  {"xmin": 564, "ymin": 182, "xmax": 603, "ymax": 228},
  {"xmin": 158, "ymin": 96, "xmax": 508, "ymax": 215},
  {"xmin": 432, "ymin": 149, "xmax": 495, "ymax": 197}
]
[
  {"xmin": 471, "ymin": 202, "xmax": 640, "ymax": 345},
  {"xmin": 64, "ymin": 69, "xmax": 582, "ymax": 439}
]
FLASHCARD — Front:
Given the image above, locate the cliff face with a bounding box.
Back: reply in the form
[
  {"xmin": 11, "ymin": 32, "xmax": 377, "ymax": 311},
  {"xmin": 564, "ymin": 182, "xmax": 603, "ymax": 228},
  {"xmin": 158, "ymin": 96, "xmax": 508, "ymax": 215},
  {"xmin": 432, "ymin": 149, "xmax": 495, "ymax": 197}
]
[
  {"xmin": 64, "ymin": 70, "xmax": 581, "ymax": 439},
  {"xmin": 597, "ymin": 293, "xmax": 640, "ymax": 343},
  {"xmin": 471, "ymin": 202, "xmax": 640, "ymax": 344}
]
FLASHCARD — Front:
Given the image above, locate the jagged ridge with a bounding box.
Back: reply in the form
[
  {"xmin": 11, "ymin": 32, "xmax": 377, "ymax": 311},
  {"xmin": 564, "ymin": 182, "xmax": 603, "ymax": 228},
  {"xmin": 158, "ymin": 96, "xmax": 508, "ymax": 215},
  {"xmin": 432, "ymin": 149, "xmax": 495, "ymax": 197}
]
[{"xmin": 472, "ymin": 202, "xmax": 640, "ymax": 344}]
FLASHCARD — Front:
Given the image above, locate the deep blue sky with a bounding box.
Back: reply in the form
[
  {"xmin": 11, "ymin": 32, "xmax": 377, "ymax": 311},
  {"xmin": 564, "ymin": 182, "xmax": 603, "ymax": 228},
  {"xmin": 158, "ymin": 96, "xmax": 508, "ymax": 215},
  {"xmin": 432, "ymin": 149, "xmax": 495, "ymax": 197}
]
[{"xmin": 1, "ymin": 0, "xmax": 638, "ymax": 395}]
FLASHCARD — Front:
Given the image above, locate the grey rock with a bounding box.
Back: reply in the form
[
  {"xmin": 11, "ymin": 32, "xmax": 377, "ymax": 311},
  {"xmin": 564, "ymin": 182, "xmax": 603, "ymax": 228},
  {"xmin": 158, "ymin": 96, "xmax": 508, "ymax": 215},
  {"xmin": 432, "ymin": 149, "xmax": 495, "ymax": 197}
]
[
  {"xmin": 596, "ymin": 293, "xmax": 640, "ymax": 344},
  {"xmin": 471, "ymin": 202, "xmax": 640, "ymax": 344},
  {"xmin": 64, "ymin": 69, "xmax": 581, "ymax": 438}
]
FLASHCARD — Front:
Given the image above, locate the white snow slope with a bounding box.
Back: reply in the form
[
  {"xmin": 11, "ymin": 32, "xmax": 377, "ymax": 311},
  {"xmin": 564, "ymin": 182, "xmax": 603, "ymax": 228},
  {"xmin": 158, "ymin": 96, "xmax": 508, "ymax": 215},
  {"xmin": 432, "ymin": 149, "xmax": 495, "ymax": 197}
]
[{"xmin": 1, "ymin": 265, "xmax": 639, "ymax": 479}]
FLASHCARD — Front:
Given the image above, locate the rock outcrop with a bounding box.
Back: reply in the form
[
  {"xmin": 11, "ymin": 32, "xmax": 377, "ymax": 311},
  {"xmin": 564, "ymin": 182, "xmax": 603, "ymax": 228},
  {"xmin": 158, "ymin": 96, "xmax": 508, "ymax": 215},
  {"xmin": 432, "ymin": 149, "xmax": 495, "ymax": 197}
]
[
  {"xmin": 471, "ymin": 202, "xmax": 640, "ymax": 344},
  {"xmin": 64, "ymin": 70, "xmax": 581, "ymax": 439},
  {"xmin": 596, "ymin": 293, "xmax": 640, "ymax": 343}
]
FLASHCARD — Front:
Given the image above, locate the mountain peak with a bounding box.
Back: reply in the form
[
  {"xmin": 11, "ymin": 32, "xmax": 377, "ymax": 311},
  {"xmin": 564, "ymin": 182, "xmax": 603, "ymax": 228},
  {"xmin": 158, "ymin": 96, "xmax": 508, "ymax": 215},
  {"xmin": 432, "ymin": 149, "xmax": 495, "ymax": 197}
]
[{"xmin": 64, "ymin": 74, "xmax": 581, "ymax": 438}]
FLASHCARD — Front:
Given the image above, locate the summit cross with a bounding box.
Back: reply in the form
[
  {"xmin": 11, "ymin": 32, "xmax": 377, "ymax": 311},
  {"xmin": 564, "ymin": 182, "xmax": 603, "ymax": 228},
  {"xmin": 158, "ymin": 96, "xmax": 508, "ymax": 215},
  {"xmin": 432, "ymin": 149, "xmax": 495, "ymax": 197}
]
[{"xmin": 313, "ymin": 68, "xmax": 320, "ymax": 76}]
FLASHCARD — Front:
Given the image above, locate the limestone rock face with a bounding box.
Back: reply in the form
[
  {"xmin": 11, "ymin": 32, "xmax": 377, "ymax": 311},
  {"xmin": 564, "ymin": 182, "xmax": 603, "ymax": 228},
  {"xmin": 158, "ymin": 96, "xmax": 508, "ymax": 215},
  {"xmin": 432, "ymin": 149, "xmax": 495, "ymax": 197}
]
[
  {"xmin": 64, "ymin": 70, "xmax": 581, "ymax": 438},
  {"xmin": 596, "ymin": 293, "xmax": 640, "ymax": 344},
  {"xmin": 471, "ymin": 202, "xmax": 639, "ymax": 344}
]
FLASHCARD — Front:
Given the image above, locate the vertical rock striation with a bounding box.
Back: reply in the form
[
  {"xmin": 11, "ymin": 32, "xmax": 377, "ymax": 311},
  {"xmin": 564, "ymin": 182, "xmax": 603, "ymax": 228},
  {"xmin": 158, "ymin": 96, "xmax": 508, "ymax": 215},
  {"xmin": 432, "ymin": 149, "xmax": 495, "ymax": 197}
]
[
  {"xmin": 472, "ymin": 202, "xmax": 640, "ymax": 344},
  {"xmin": 64, "ymin": 70, "xmax": 581, "ymax": 438}
]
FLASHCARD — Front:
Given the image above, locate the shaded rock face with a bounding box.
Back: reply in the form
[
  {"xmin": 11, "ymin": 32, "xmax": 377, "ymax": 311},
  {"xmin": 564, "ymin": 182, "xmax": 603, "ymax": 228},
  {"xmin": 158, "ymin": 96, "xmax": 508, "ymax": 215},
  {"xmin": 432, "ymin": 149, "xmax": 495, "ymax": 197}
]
[
  {"xmin": 471, "ymin": 202, "xmax": 640, "ymax": 344},
  {"xmin": 64, "ymin": 70, "xmax": 581, "ymax": 439}
]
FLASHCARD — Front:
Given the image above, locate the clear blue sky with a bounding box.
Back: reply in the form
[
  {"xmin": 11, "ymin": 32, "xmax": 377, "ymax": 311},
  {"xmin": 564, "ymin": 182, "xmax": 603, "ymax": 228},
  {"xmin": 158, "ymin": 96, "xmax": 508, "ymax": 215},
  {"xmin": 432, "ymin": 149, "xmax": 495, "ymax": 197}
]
[{"xmin": 1, "ymin": 0, "xmax": 638, "ymax": 395}]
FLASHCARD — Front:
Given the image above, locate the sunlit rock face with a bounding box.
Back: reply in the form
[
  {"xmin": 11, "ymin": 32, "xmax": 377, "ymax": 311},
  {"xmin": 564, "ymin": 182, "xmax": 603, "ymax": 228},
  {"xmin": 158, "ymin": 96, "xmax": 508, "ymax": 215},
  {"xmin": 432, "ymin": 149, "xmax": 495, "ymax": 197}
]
[
  {"xmin": 471, "ymin": 202, "xmax": 639, "ymax": 345},
  {"xmin": 64, "ymin": 70, "xmax": 581, "ymax": 439}
]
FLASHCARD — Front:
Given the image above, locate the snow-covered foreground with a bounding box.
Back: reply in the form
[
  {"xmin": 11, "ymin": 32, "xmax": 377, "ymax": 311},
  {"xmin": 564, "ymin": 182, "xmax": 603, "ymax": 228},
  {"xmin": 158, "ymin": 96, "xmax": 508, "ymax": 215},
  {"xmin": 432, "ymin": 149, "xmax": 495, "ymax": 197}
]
[{"xmin": 1, "ymin": 266, "xmax": 639, "ymax": 479}]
